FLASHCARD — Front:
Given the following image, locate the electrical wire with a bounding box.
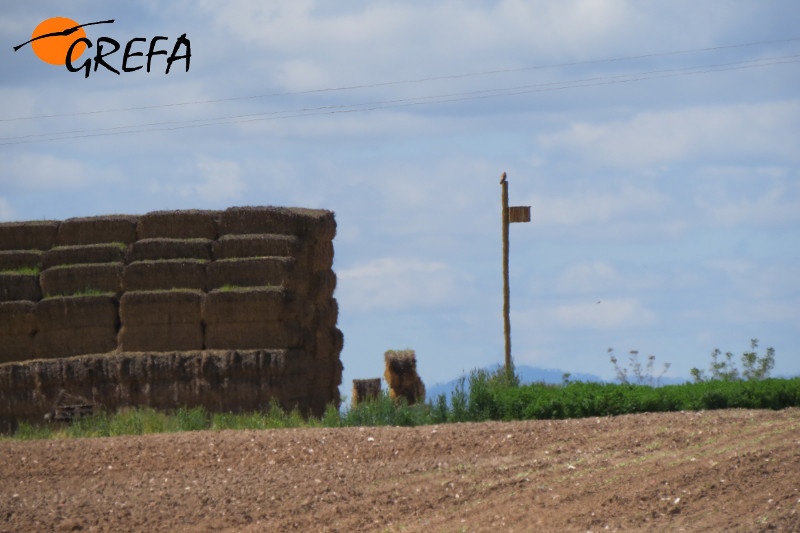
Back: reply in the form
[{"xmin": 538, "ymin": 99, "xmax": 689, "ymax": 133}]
[
  {"xmin": 0, "ymin": 54, "xmax": 798, "ymax": 146},
  {"xmin": 2, "ymin": 36, "xmax": 799, "ymax": 123}
]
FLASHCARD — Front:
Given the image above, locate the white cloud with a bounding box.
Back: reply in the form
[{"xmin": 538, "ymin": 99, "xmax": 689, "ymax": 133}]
[
  {"xmin": 337, "ymin": 257, "xmax": 467, "ymax": 311},
  {"xmin": 531, "ymin": 185, "xmax": 667, "ymax": 227},
  {"xmin": 703, "ymin": 259, "xmax": 800, "ymax": 301},
  {"xmin": 552, "ymin": 297, "xmax": 657, "ymax": 330},
  {"xmin": 195, "ymin": 0, "xmax": 637, "ymax": 90},
  {"xmin": 192, "ymin": 156, "xmax": 246, "ymax": 201},
  {"xmin": 0, "ymin": 197, "xmax": 15, "ymax": 221},
  {"xmin": 538, "ymin": 101, "xmax": 800, "ymax": 168},
  {"xmin": 699, "ymin": 182, "xmax": 800, "ymax": 228},
  {"xmin": 0, "ymin": 153, "xmax": 112, "ymax": 191}
]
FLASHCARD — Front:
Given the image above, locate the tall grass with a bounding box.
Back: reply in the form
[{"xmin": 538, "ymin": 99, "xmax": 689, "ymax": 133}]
[{"xmin": 5, "ymin": 367, "xmax": 799, "ymax": 441}]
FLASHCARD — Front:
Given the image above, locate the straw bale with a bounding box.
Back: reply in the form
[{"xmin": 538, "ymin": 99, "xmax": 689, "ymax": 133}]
[
  {"xmin": 351, "ymin": 378, "xmax": 381, "ymax": 406},
  {"xmin": 295, "ymin": 269, "xmax": 337, "ymax": 300},
  {"xmin": 206, "ymin": 257, "xmax": 294, "ymax": 290},
  {"xmin": 0, "ymin": 337, "xmax": 36, "ymax": 364},
  {"xmin": 138, "ymin": 209, "xmax": 220, "ymax": 240},
  {"xmin": 300, "ymin": 240, "xmax": 334, "ymax": 272},
  {"xmin": 204, "ymin": 321, "xmax": 303, "ymax": 350},
  {"xmin": 0, "ymin": 250, "xmax": 41, "ymax": 271},
  {"xmin": 0, "ymin": 221, "xmax": 59, "ymax": 251},
  {"xmin": 384, "ymin": 349, "xmax": 426, "ymax": 405},
  {"xmin": 310, "ymin": 298, "xmax": 339, "ymax": 329},
  {"xmin": 56, "ymin": 215, "xmax": 139, "ymax": 245},
  {"xmin": 0, "ymin": 347, "xmax": 339, "ymax": 428},
  {"xmin": 118, "ymin": 323, "xmax": 203, "ymax": 352},
  {"xmin": 39, "ymin": 263, "xmax": 123, "ymax": 297},
  {"xmin": 202, "ymin": 287, "xmax": 292, "ymax": 323},
  {"xmin": 0, "ymin": 301, "xmax": 36, "ymax": 335},
  {"xmin": 314, "ymin": 326, "xmax": 344, "ymax": 360},
  {"xmin": 122, "ymin": 260, "xmax": 207, "ymax": 292},
  {"xmin": 127, "ymin": 238, "xmax": 212, "ymax": 262},
  {"xmin": 218, "ymin": 206, "xmax": 336, "ymax": 240},
  {"xmin": 35, "ymin": 326, "xmax": 118, "ymax": 359},
  {"xmin": 119, "ymin": 290, "xmax": 204, "ymax": 325},
  {"xmin": 34, "ymin": 295, "xmax": 119, "ymax": 358},
  {"xmin": 0, "ymin": 274, "xmax": 41, "ymax": 302},
  {"xmin": 0, "ymin": 301, "xmax": 36, "ymax": 363},
  {"xmin": 211, "ymin": 233, "xmax": 299, "ymax": 260},
  {"xmin": 35, "ymin": 295, "xmax": 119, "ymax": 329},
  {"xmin": 41, "ymin": 243, "xmax": 125, "ymax": 270}
]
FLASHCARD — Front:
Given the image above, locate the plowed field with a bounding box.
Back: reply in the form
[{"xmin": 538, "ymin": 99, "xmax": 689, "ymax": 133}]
[{"xmin": 2, "ymin": 408, "xmax": 799, "ymax": 532}]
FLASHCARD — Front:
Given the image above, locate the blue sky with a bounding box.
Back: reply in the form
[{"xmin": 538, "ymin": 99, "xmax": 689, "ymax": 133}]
[{"xmin": 2, "ymin": 1, "xmax": 799, "ymax": 392}]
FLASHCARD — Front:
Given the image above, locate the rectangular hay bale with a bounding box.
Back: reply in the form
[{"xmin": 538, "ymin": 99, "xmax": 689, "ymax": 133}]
[
  {"xmin": 0, "ymin": 274, "xmax": 41, "ymax": 302},
  {"xmin": 211, "ymin": 234, "xmax": 299, "ymax": 260},
  {"xmin": 35, "ymin": 295, "xmax": 119, "ymax": 328},
  {"xmin": 137, "ymin": 210, "xmax": 220, "ymax": 240},
  {"xmin": 39, "ymin": 263, "xmax": 122, "ymax": 297},
  {"xmin": 122, "ymin": 260, "xmax": 207, "ymax": 291},
  {"xmin": 119, "ymin": 290, "xmax": 204, "ymax": 326},
  {"xmin": 218, "ymin": 206, "xmax": 335, "ymax": 240},
  {"xmin": 203, "ymin": 287, "xmax": 291, "ymax": 323},
  {"xmin": 34, "ymin": 326, "xmax": 118, "ymax": 359},
  {"xmin": 206, "ymin": 257, "xmax": 294, "ymax": 290},
  {"xmin": 56, "ymin": 215, "xmax": 138, "ymax": 246},
  {"xmin": 41, "ymin": 244, "xmax": 125, "ymax": 270},
  {"xmin": 0, "ymin": 250, "xmax": 41, "ymax": 272},
  {"xmin": 0, "ymin": 221, "xmax": 59, "ymax": 251},
  {"xmin": 0, "ymin": 301, "xmax": 36, "ymax": 363},
  {"xmin": 204, "ymin": 322, "xmax": 302, "ymax": 350},
  {"xmin": 34, "ymin": 296, "xmax": 119, "ymax": 358},
  {"xmin": 118, "ymin": 323, "xmax": 203, "ymax": 352},
  {"xmin": 127, "ymin": 238, "xmax": 212, "ymax": 262}
]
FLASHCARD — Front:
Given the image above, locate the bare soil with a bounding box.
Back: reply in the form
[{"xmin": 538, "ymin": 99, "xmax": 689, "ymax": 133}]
[{"xmin": 1, "ymin": 408, "xmax": 799, "ymax": 532}]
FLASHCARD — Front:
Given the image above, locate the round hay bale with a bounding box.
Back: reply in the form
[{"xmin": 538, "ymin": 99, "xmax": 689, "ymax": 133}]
[
  {"xmin": 0, "ymin": 221, "xmax": 59, "ymax": 251},
  {"xmin": 211, "ymin": 233, "xmax": 299, "ymax": 260},
  {"xmin": 138, "ymin": 209, "xmax": 220, "ymax": 240},
  {"xmin": 39, "ymin": 263, "xmax": 123, "ymax": 298},
  {"xmin": 41, "ymin": 244, "xmax": 125, "ymax": 270},
  {"xmin": 127, "ymin": 238, "xmax": 212, "ymax": 262},
  {"xmin": 0, "ymin": 250, "xmax": 41, "ymax": 271},
  {"xmin": 56, "ymin": 215, "xmax": 138, "ymax": 246}
]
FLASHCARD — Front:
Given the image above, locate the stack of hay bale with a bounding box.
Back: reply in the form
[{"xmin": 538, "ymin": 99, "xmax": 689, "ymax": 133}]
[
  {"xmin": 383, "ymin": 349, "xmax": 425, "ymax": 405},
  {"xmin": 0, "ymin": 207, "xmax": 343, "ymax": 431}
]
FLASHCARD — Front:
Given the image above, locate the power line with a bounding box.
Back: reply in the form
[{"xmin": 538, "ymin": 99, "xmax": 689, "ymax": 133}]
[
  {"xmin": 2, "ymin": 36, "xmax": 799, "ymax": 123},
  {"xmin": 1, "ymin": 53, "xmax": 796, "ymax": 146}
]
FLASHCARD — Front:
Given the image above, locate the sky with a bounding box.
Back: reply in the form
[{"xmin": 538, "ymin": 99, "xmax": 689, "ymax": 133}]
[{"xmin": 2, "ymin": 1, "xmax": 799, "ymax": 393}]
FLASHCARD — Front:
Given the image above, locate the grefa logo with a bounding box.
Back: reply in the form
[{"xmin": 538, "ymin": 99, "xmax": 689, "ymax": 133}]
[{"xmin": 14, "ymin": 17, "xmax": 191, "ymax": 78}]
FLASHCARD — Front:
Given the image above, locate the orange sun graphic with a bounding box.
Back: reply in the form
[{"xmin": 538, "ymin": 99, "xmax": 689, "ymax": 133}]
[{"xmin": 30, "ymin": 17, "xmax": 87, "ymax": 65}]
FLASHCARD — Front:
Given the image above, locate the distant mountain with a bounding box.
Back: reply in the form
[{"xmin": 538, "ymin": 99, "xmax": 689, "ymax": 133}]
[{"xmin": 425, "ymin": 364, "xmax": 686, "ymax": 401}]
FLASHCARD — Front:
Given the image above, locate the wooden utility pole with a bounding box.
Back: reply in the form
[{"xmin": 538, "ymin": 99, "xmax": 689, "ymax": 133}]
[
  {"xmin": 500, "ymin": 172, "xmax": 530, "ymax": 378},
  {"xmin": 500, "ymin": 172, "xmax": 511, "ymax": 375}
]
